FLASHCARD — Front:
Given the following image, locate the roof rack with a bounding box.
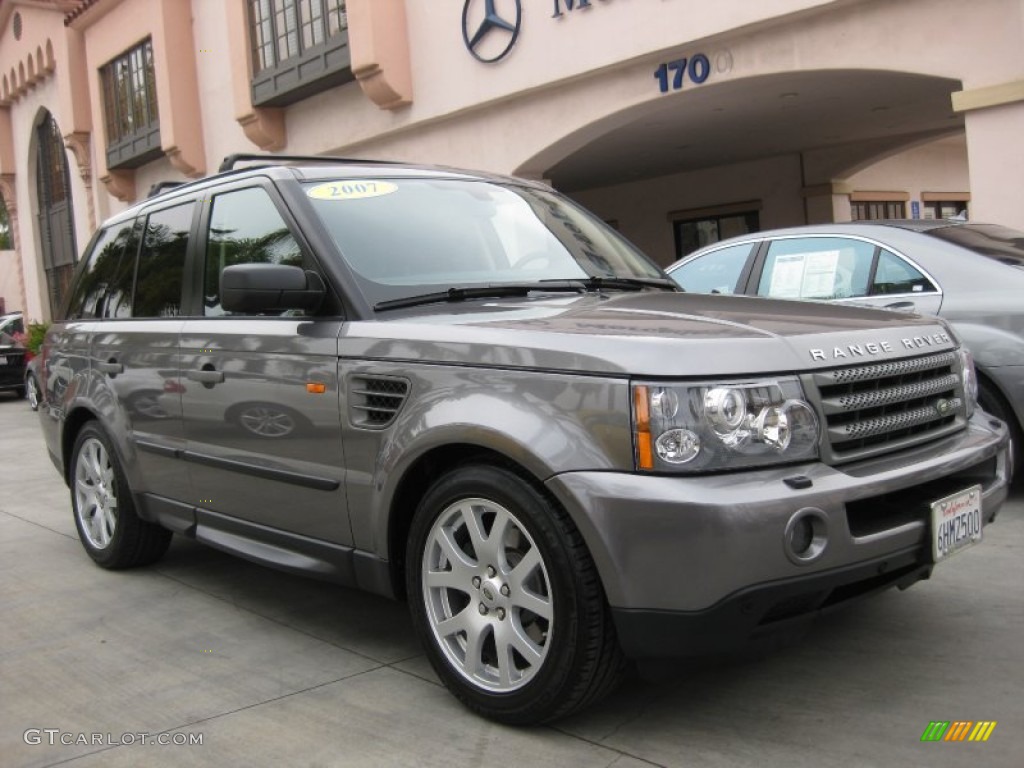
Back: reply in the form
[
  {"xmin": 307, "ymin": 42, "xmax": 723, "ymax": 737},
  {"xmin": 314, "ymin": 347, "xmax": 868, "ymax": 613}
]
[
  {"xmin": 218, "ymin": 153, "xmax": 403, "ymax": 173},
  {"xmin": 147, "ymin": 180, "xmax": 186, "ymax": 198}
]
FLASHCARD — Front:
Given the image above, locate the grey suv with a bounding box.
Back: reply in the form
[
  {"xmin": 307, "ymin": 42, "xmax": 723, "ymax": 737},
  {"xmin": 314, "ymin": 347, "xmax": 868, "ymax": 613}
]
[{"xmin": 37, "ymin": 156, "xmax": 1011, "ymax": 724}]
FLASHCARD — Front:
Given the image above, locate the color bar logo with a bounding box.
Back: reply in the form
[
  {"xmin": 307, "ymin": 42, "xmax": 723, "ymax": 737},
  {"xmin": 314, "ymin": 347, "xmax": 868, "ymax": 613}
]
[{"xmin": 921, "ymin": 721, "xmax": 997, "ymax": 742}]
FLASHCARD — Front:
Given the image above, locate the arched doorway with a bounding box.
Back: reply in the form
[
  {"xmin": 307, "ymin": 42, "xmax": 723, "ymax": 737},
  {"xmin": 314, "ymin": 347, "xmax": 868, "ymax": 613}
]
[{"xmin": 35, "ymin": 110, "xmax": 78, "ymax": 318}]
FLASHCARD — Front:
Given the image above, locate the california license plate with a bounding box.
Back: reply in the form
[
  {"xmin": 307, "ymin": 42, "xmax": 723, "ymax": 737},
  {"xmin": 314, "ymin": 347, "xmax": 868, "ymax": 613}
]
[{"xmin": 931, "ymin": 485, "xmax": 982, "ymax": 563}]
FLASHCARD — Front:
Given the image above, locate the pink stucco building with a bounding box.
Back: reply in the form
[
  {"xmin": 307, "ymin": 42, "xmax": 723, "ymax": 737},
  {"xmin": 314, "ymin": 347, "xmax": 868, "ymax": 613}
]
[{"xmin": 0, "ymin": 0, "xmax": 1021, "ymax": 321}]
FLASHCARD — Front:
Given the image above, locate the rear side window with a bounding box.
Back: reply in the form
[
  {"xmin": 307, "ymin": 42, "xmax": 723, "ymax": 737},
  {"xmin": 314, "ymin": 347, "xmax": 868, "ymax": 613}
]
[
  {"xmin": 871, "ymin": 250, "xmax": 937, "ymax": 295},
  {"xmin": 65, "ymin": 220, "xmax": 138, "ymax": 319},
  {"xmin": 133, "ymin": 204, "xmax": 193, "ymax": 318},
  {"xmin": 758, "ymin": 237, "xmax": 874, "ymax": 300},
  {"xmin": 670, "ymin": 243, "xmax": 753, "ymax": 295},
  {"xmin": 203, "ymin": 187, "xmax": 305, "ymax": 316}
]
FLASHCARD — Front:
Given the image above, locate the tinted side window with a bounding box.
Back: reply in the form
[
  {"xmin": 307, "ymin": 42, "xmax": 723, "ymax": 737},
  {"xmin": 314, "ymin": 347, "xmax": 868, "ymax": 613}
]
[
  {"xmin": 103, "ymin": 223, "xmax": 141, "ymax": 319},
  {"xmin": 203, "ymin": 187, "xmax": 305, "ymax": 316},
  {"xmin": 65, "ymin": 221, "xmax": 136, "ymax": 319},
  {"xmin": 670, "ymin": 243, "xmax": 754, "ymax": 295},
  {"xmin": 133, "ymin": 204, "xmax": 192, "ymax": 318},
  {"xmin": 758, "ymin": 237, "xmax": 873, "ymax": 300},
  {"xmin": 871, "ymin": 250, "xmax": 937, "ymax": 295}
]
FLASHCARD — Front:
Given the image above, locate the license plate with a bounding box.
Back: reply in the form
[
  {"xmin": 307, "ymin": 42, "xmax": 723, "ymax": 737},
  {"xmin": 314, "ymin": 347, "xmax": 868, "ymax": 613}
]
[
  {"xmin": 0, "ymin": 355, "xmax": 7, "ymax": 365},
  {"xmin": 931, "ymin": 485, "xmax": 983, "ymax": 563}
]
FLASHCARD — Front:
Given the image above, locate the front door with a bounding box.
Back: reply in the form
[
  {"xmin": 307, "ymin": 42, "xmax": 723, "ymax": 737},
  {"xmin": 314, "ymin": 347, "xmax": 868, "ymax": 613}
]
[{"xmin": 179, "ymin": 183, "xmax": 350, "ymax": 544}]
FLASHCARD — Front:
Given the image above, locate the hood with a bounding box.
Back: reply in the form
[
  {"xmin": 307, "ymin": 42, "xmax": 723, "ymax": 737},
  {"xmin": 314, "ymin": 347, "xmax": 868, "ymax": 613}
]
[{"xmin": 339, "ymin": 292, "xmax": 958, "ymax": 377}]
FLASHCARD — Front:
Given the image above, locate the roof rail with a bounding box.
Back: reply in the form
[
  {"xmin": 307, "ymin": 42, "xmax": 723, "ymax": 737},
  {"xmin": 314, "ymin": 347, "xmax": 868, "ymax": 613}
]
[
  {"xmin": 218, "ymin": 153, "xmax": 403, "ymax": 173},
  {"xmin": 147, "ymin": 180, "xmax": 186, "ymax": 198}
]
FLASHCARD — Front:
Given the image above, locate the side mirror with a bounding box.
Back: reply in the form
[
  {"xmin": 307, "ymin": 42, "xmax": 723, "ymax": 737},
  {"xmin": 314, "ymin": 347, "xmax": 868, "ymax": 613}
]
[{"xmin": 221, "ymin": 264, "xmax": 326, "ymax": 314}]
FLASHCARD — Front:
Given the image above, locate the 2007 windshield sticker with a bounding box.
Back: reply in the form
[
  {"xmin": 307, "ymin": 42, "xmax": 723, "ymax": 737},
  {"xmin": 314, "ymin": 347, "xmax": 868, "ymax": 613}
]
[{"xmin": 307, "ymin": 181, "xmax": 397, "ymax": 200}]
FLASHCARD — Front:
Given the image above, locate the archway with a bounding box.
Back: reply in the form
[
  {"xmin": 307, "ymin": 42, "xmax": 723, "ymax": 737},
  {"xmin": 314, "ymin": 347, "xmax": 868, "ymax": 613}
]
[{"xmin": 34, "ymin": 110, "xmax": 78, "ymax": 317}]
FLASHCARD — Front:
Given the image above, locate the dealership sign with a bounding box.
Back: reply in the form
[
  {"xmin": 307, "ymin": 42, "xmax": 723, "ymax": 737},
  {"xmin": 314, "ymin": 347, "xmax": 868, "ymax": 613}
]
[
  {"xmin": 462, "ymin": 0, "xmax": 522, "ymax": 63},
  {"xmin": 462, "ymin": 0, "xmax": 615, "ymax": 62}
]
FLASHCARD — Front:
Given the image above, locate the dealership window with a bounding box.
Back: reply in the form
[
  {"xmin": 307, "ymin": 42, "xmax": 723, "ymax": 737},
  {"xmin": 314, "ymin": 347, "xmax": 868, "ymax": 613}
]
[
  {"xmin": 850, "ymin": 192, "xmax": 908, "ymax": 221},
  {"xmin": 921, "ymin": 193, "xmax": 969, "ymax": 220},
  {"xmin": 100, "ymin": 39, "xmax": 162, "ymax": 170},
  {"xmin": 851, "ymin": 201, "xmax": 906, "ymax": 220},
  {"xmin": 248, "ymin": 0, "xmax": 353, "ymax": 107},
  {"xmin": 671, "ymin": 202, "xmax": 760, "ymax": 260}
]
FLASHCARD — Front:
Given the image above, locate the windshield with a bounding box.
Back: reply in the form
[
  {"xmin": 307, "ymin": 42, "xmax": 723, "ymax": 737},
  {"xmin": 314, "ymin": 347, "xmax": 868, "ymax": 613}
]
[
  {"xmin": 304, "ymin": 178, "xmax": 664, "ymax": 307},
  {"xmin": 923, "ymin": 223, "xmax": 1024, "ymax": 268}
]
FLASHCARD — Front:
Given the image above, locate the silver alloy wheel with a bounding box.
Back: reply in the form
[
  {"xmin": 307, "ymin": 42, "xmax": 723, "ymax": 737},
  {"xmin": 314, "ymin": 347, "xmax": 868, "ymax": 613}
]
[
  {"xmin": 26, "ymin": 374, "xmax": 39, "ymax": 410},
  {"xmin": 238, "ymin": 406, "xmax": 296, "ymax": 437},
  {"xmin": 422, "ymin": 497, "xmax": 553, "ymax": 692},
  {"xmin": 74, "ymin": 437, "xmax": 118, "ymax": 549}
]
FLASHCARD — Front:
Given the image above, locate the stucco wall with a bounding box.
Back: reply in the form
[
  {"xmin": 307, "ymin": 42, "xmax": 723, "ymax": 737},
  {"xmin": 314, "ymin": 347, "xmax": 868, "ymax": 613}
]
[
  {"xmin": 571, "ymin": 154, "xmax": 805, "ymax": 266},
  {"xmin": 843, "ymin": 134, "xmax": 971, "ymax": 217},
  {"xmin": 0, "ymin": 248, "xmax": 22, "ymax": 314}
]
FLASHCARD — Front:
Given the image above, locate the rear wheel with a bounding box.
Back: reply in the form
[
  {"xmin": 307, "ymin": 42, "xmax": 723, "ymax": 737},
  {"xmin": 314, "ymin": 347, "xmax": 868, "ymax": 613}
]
[
  {"xmin": 71, "ymin": 422, "xmax": 172, "ymax": 568},
  {"xmin": 25, "ymin": 372, "xmax": 41, "ymax": 411},
  {"xmin": 406, "ymin": 465, "xmax": 625, "ymax": 724}
]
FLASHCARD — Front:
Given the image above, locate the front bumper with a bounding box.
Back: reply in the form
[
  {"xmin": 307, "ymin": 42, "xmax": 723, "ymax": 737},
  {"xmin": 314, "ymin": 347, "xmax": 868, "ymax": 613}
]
[{"xmin": 545, "ymin": 414, "xmax": 1010, "ymax": 659}]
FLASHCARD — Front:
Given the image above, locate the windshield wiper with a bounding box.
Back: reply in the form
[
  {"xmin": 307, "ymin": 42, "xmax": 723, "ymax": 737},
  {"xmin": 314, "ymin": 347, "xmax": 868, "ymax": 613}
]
[
  {"xmin": 571, "ymin": 276, "xmax": 680, "ymax": 293},
  {"xmin": 374, "ymin": 282, "xmax": 586, "ymax": 312}
]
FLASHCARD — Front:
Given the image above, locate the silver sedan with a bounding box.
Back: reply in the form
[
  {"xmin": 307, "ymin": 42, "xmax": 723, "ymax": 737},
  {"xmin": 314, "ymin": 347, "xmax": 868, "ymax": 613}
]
[{"xmin": 666, "ymin": 221, "xmax": 1024, "ymax": 470}]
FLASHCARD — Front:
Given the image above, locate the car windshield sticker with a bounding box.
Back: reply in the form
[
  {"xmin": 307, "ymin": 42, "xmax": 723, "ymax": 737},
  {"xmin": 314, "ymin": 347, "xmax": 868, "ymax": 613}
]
[
  {"xmin": 307, "ymin": 181, "xmax": 398, "ymax": 200},
  {"xmin": 769, "ymin": 250, "xmax": 841, "ymax": 299}
]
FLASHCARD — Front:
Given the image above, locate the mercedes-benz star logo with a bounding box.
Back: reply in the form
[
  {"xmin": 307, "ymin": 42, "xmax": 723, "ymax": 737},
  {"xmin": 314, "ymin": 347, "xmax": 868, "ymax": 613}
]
[{"xmin": 462, "ymin": 0, "xmax": 522, "ymax": 63}]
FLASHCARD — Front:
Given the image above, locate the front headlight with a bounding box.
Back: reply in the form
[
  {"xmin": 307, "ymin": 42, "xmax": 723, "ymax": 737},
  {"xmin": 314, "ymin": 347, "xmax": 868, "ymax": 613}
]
[
  {"xmin": 958, "ymin": 347, "xmax": 978, "ymax": 419},
  {"xmin": 633, "ymin": 378, "xmax": 820, "ymax": 472}
]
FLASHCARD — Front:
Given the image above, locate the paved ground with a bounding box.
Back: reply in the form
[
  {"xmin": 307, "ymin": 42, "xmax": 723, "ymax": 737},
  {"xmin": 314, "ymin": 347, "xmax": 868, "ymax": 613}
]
[{"xmin": 1, "ymin": 393, "xmax": 1021, "ymax": 768}]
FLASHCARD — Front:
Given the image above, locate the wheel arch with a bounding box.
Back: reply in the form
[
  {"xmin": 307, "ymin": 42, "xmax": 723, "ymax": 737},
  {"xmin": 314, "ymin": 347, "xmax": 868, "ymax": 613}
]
[
  {"xmin": 61, "ymin": 406, "xmax": 101, "ymax": 484},
  {"xmin": 976, "ymin": 366, "xmax": 1023, "ymax": 435},
  {"xmin": 386, "ymin": 443, "xmax": 560, "ymax": 602}
]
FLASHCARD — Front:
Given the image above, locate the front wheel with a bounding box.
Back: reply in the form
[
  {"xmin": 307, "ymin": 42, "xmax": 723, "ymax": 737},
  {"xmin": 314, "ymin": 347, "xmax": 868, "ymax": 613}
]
[
  {"xmin": 70, "ymin": 422, "xmax": 172, "ymax": 569},
  {"xmin": 406, "ymin": 465, "xmax": 625, "ymax": 724}
]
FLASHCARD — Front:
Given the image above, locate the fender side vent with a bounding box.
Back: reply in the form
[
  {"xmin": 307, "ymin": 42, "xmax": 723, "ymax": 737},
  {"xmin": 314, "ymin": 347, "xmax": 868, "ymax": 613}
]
[{"xmin": 349, "ymin": 375, "xmax": 409, "ymax": 428}]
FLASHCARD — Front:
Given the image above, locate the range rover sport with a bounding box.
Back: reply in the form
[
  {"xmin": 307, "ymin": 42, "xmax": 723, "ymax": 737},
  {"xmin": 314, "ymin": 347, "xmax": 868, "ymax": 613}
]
[{"xmin": 37, "ymin": 155, "xmax": 1011, "ymax": 724}]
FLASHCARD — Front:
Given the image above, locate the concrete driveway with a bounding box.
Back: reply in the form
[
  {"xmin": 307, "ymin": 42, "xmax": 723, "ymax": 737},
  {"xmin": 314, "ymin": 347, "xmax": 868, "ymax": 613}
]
[{"xmin": 1, "ymin": 395, "xmax": 1021, "ymax": 768}]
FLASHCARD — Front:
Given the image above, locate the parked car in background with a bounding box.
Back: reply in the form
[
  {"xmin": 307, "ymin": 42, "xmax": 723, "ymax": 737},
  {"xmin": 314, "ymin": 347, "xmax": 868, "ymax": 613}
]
[
  {"xmin": 0, "ymin": 311, "xmax": 27, "ymax": 400},
  {"xmin": 667, "ymin": 221, "xmax": 1024, "ymax": 471},
  {"xmin": 24, "ymin": 356, "xmax": 41, "ymax": 411}
]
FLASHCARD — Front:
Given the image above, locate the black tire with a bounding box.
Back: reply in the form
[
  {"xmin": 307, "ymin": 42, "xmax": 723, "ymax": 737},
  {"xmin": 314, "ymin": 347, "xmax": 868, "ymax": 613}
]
[
  {"xmin": 978, "ymin": 379, "xmax": 1021, "ymax": 480},
  {"xmin": 406, "ymin": 465, "xmax": 626, "ymax": 724},
  {"xmin": 70, "ymin": 422, "xmax": 172, "ymax": 569},
  {"xmin": 25, "ymin": 372, "xmax": 40, "ymax": 411}
]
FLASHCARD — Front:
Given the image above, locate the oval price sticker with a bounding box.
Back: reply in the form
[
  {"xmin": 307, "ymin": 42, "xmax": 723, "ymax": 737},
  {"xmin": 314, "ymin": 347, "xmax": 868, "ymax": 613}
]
[{"xmin": 307, "ymin": 181, "xmax": 398, "ymax": 201}]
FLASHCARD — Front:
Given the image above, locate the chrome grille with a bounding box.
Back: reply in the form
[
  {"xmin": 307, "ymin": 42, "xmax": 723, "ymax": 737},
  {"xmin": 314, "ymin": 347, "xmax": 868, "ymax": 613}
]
[
  {"xmin": 807, "ymin": 351, "xmax": 966, "ymax": 463},
  {"xmin": 348, "ymin": 375, "xmax": 409, "ymax": 428}
]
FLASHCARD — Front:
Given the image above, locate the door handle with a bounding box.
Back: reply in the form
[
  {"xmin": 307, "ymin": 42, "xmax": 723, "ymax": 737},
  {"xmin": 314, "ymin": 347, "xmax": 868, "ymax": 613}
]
[
  {"xmin": 96, "ymin": 359, "xmax": 123, "ymax": 376},
  {"xmin": 885, "ymin": 301, "xmax": 916, "ymax": 312},
  {"xmin": 186, "ymin": 366, "xmax": 225, "ymax": 385}
]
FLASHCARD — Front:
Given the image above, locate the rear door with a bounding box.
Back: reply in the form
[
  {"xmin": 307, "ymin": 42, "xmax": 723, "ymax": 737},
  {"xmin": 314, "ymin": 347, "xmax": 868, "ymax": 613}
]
[
  {"xmin": 88, "ymin": 202, "xmax": 193, "ymax": 502},
  {"xmin": 751, "ymin": 235, "xmax": 942, "ymax": 315},
  {"xmin": 178, "ymin": 180, "xmax": 350, "ymax": 544}
]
